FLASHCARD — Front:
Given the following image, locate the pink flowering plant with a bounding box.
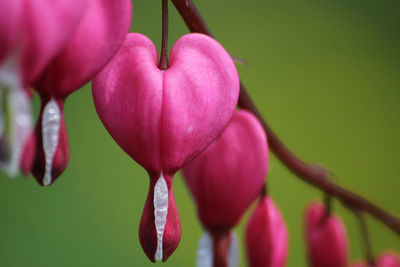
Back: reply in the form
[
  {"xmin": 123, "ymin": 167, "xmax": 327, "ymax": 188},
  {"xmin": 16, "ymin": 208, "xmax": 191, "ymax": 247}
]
[{"xmin": 0, "ymin": 0, "xmax": 399, "ymax": 266}]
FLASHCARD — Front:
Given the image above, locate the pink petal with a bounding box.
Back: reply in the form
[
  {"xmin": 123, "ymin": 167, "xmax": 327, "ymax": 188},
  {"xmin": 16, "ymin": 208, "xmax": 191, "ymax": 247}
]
[
  {"xmin": 378, "ymin": 252, "xmax": 400, "ymax": 267},
  {"xmin": 139, "ymin": 174, "xmax": 181, "ymax": 262},
  {"xmin": 21, "ymin": 0, "xmax": 89, "ymax": 85},
  {"xmin": 305, "ymin": 202, "xmax": 348, "ymax": 267},
  {"xmin": 0, "ymin": 0, "xmax": 22, "ymax": 64},
  {"xmin": 245, "ymin": 196, "xmax": 288, "ymax": 267},
  {"xmin": 92, "ymin": 32, "xmax": 239, "ymax": 176},
  {"xmin": 20, "ymin": 131, "xmax": 35, "ymax": 176},
  {"xmin": 34, "ymin": 0, "xmax": 132, "ymax": 98},
  {"xmin": 182, "ymin": 109, "xmax": 268, "ymax": 231}
]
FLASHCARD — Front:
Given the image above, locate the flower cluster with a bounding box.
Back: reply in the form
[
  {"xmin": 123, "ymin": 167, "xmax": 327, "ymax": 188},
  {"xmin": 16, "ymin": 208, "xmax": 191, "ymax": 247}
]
[{"xmin": 0, "ymin": 1, "xmax": 399, "ymax": 266}]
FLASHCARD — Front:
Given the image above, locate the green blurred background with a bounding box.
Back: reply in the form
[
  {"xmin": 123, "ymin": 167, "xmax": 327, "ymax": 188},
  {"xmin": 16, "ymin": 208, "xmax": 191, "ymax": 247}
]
[{"xmin": 1, "ymin": 0, "xmax": 400, "ymax": 266}]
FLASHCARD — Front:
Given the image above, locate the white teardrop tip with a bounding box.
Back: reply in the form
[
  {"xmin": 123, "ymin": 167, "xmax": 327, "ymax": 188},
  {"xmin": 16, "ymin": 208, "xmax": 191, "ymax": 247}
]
[
  {"xmin": 41, "ymin": 99, "xmax": 61, "ymax": 186},
  {"xmin": 154, "ymin": 173, "xmax": 169, "ymax": 261}
]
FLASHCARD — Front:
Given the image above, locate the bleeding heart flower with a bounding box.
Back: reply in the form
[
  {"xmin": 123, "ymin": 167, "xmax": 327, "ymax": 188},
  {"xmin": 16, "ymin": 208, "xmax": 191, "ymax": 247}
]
[
  {"xmin": 0, "ymin": 0, "xmax": 88, "ymax": 176},
  {"xmin": 92, "ymin": 32, "xmax": 239, "ymax": 261},
  {"xmin": 182, "ymin": 109, "xmax": 268, "ymax": 266},
  {"xmin": 245, "ymin": 196, "xmax": 288, "ymax": 267},
  {"xmin": 30, "ymin": 0, "xmax": 132, "ymax": 186},
  {"xmin": 378, "ymin": 252, "xmax": 400, "ymax": 267},
  {"xmin": 182, "ymin": 109, "xmax": 268, "ymax": 231},
  {"xmin": 351, "ymin": 252, "xmax": 400, "ymax": 267},
  {"xmin": 305, "ymin": 202, "xmax": 349, "ymax": 267}
]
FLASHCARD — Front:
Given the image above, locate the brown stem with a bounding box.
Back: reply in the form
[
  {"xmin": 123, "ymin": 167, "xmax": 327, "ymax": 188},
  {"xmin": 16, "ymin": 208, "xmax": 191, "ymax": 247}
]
[
  {"xmin": 211, "ymin": 231, "xmax": 231, "ymax": 267},
  {"xmin": 158, "ymin": 0, "xmax": 169, "ymax": 70},
  {"xmin": 171, "ymin": 0, "xmax": 400, "ymax": 236},
  {"xmin": 355, "ymin": 210, "xmax": 375, "ymax": 266}
]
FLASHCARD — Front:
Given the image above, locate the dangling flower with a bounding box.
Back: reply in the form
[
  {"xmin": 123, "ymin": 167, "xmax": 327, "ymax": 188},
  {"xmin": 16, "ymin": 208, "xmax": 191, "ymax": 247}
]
[
  {"xmin": 29, "ymin": 0, "xmax": 132, "ymax": 186},
  {"xmin": 351, "ymin": 252, "xmax": 400, "ymax": 267},
  {"xmin": 92, "ymin": 32, "xmax": 239, "ymax": 261},
  {"xmin": 245, "ymin": 195, "xmax": 288, "ymax": 267},
  {"xmin": 0, "ymin": 0, "xmax": 89, "ymax": 176},
  {"xmin": 377, "ymin": 252, "xmax": 400, "ymax": 267},
  {"xmin": 182, "ymin": 109, "xmax": 268, "ymax": 266},
  {"xmin": 304, "ymin": 202, "xmax": 349, "ymax": 267}
]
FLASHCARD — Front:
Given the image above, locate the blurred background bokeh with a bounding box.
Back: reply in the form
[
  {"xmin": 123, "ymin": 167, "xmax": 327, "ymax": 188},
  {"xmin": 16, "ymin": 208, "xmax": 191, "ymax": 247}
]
[{"xmin": 1, "ymin": 0, "xmax": 400, "ymax": 266}]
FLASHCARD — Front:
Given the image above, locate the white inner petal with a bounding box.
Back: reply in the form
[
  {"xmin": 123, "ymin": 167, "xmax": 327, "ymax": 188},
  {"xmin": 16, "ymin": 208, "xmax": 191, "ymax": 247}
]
[
  {"xmin": 196, "ymin": 231, "xmax": 239, "ymax": 267},
  {"xmin": 228, "ymin": 232, "xmax": 239, "ymax": 267},
  {"xmin": 153, "ymin": 173, "xmax": 169, "ymax": 261},
  {"xmin": 197, "ymin": 231, "xmax": 213, "ymax": 267},
  {"xmin": 0, "ymin": 53, "xmax": 32, "ymax": 177},
  {"xmin": 42, "ymin": 99, "xmax": 61, "ymax": 186}
]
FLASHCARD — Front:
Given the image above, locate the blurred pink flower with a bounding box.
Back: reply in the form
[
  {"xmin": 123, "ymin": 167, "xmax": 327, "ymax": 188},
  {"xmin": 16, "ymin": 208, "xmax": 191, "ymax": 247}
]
[
  {"xmin": 305, "ymin": 202, "xmax": 349, "ymax": 267},
  {"xmin": 245, "ymin": 196, "xmax": 288, "ymax": 267}
]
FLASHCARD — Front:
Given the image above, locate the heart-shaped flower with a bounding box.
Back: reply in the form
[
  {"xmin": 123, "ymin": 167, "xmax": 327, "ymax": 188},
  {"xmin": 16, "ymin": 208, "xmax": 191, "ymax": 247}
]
[
  {"xmin": 305, "ymin": 202, "xmax": 348, "ymax": 267},
  {"xmin": 30, "ymin": 0, "xmax": 132, "ymax": 186},
  {"xmin": 0, "ymin": 0, "xmax": 88, "ymax": 176},
  {"xmin": 182, "ymin": 109, "xmax": 268, "ymax": 231},
  {"xmin": 245, "ymin": 196, "xmax": 288, "ymax": 267},
  {"xmin": 92, "ymin": 32, "xmax": 239, "ymax": 261},
  {"xmin": 182, "ymin": 109, "xmax": 268, "ymax": 265}
]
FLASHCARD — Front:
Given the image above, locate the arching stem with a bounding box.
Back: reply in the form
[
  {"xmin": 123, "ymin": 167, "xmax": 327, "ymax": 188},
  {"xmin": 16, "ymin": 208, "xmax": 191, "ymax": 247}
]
[{"xmin": 158, "ymin": 0, "xmax": 169, "ymax": 70}]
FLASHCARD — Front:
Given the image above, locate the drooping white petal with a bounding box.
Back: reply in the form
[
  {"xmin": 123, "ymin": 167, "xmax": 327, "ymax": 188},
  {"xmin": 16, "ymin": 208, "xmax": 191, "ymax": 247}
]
[
  {"xmin": 228, "ymin": 232, "xmax": 239, "ymax": 267},
  {"xmin": 154, "ymin": 173, "xmax": 169, "ymax": 261},
  {"xmin": 196, "ymin": 231, "xmax": 239, "ymax": 267},
  {"xmin": 0, "ymin": 53, "xmax": 32, "ymax": 177},
  {"xmin": 42, "ymin": 99, "xmax": 61, "ymax": 186},
  {"xmin": 197, "ymin": 231, "xmax": 213, "ymax": 267}
]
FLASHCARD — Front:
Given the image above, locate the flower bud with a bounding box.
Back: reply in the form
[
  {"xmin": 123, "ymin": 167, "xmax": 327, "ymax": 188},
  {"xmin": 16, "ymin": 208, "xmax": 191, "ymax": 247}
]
[
  {"xmin": 245, "ymin": 196, "xmax": 288, "ymax": 267},
  {"xmin": 351, "ymin": 252, "xmax": 400, "ymax": 267},
  {"xmin": 305, "ymin": 202, "xmax": 348, "ymax": 267},
  {"xmin": 92, "ymin": 32, "xmax": 239, "ymax": 261},
  {"xmin": 182, "ymin": 109, "xmax": 268, "ymax": 231},
  {"xmin": 377, "ymin": 252, "xmax": 400, "ymax": 267}
]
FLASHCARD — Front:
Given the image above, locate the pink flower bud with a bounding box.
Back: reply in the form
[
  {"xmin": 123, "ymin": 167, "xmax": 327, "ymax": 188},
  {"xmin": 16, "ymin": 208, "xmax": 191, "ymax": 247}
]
[
  {"xmin": 305, "ymin": 202, "xmax": 348, "ymax": 267},
  {"xmin": 182, "ymin": 109, "xmax": 268, "ymax": 231},
  {"xmin": 351, "ymin": 252, "xmax": 400, "ymax": 267},
  {"xmin": 29, "ymin": 0, "xmax": 131, "ymax": 186},
  {"xmin": 377, "ymin": 252, "xmax": 400, "ymax": 267},
  {"xmin": 245, "ymin": 196, "xmax": 288, "ymax": 267},
  {"xmin": 92, "ymin": 32, "xmax": 239, "ymax": 261}
]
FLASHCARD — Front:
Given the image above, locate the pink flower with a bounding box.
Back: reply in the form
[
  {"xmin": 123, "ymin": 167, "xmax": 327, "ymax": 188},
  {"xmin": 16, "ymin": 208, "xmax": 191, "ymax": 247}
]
[
  {"xmin": 378, "ymin": 252, "xmax": 400, "ymax": 267},
  {"xmin": 29, "ymin": 0, "xmax": 132, "ymax": 186},
  {"xmin": 182, "ymin": 109, "xmax": 268, "ymax": 266},
  {"xmin": 351, "ymin": 252, "xmax": 400, "ymax": 267},
  {"xmin": 0, "ymin": 0, "xmax": 88, "ymax": 176},
  {"xmin": 305, "ymin": 202, "xmax": 348, "ymax": 267},
  {"xmin": 245, "ymin": 196, "xmax": 288, "ymax": 267},
  {"xmin": 92, "ymin": 32, "xmax": 239, "ymax": 261},
  {"xmin": 182, "ymin": 109, "xmax": 268, "ymax": 231}
]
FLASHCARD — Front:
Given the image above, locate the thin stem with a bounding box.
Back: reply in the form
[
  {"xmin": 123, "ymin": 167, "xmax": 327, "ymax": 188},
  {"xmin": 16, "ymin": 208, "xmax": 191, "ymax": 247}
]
[
  {"xmin": 355, "ymin": 210, "xmax": 375, "ymax": 266},
  {"xmin": 171, "ymin": 0, "xmax": 400, "ymax": 236},
  {"xmin": 324, "ymin": 193, "xmax": 332, "ymax": 217},
  {"xmin": 211, "ymin": 231, "xmax": 230, "ymax": 267},
  {"xmin": 158, "ymin": 0, "xmax": 169, "ymax": 70}
]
